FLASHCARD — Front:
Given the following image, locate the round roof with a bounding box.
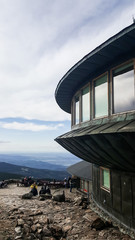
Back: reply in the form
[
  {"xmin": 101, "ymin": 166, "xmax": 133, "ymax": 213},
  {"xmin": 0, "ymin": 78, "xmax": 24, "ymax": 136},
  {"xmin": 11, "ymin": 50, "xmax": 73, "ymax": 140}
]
[{"xmin": 55, "ymin": 23, "xmax": 135, "ymax": 113}]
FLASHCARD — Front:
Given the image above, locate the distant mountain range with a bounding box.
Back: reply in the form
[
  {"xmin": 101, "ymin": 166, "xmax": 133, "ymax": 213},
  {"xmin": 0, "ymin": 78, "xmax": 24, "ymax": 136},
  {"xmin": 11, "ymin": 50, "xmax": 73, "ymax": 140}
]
[
  {"xmin": 0, "ymin": 162, "xmax": 69, "ymax": 180},
  {"xmin": 0, "ymin": 153, "xmax": 80, "ymax": 170}
]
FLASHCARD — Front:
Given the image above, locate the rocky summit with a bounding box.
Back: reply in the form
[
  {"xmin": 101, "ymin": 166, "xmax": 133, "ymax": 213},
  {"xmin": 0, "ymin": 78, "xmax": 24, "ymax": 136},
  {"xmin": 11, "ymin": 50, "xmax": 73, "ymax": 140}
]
[{"xmin": 0, "ymin": 184, "xmax": 133, "ymax": 240}]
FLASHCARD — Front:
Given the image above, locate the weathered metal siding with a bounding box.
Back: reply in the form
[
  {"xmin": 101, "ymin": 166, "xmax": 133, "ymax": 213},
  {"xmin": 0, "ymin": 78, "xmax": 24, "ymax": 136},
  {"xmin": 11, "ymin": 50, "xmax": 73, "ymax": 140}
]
[{"xmin": 93, "ymin": 165, "xmax": 135, "ymax": 229}]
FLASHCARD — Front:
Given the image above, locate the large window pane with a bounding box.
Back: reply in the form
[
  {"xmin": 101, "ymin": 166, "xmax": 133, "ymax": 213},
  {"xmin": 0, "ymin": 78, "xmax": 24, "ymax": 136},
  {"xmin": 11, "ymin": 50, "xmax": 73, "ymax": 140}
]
[
  {"xmin": 100, "ymin": 167, "xmax": 110, "ymax": 191},
  {"xmin": 94, "ymin": 75, "xmax": 108, "ymax": 118},
  {"xmin": 113, "ymin": 63, "xmax": 135, "ymax": 113},
  {"xmin": 103, "ymin": 169, "xmax": 110, "ymax": 189},
  {"xmin": 82, "ymin": 86, "xmax": 90, "ymax": 122},
  {"xmin": 75, "ymin": 96, "xmax": 79, "ymax": 124}
]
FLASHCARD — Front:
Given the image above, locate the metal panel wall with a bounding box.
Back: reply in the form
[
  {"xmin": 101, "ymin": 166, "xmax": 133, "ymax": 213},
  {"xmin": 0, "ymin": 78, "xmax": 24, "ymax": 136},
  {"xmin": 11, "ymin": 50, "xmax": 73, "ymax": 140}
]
[
  {"xmin": 112, "ymin": 172, "xmax": 121, "ymax": 212},
  {"xmin": 93, "ymin": 165, "xmax": 135, "ymax": 229}
]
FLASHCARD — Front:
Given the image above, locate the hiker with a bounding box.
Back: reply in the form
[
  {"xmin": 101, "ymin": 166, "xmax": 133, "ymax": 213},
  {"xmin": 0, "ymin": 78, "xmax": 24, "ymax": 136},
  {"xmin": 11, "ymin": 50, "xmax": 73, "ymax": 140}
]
[
  {"xmin": 39, "ymin": 183, "xmax": 47, "ymax": 195},
  {"xmin": 0, "ymin": 180, "xmax": 7, "ymax": 188},
  {"xmin": 28, "ymin": 176, "xmax": 34, "ymax": 186},
  {"xmin": 64, "ymin": 178, "xmax": 67, "ymax": 188},
  {"xmin": 24, "ymin": 177, "xmax": 28, "ymax": 187},
  {"xmin": 30, "ymin": 182, "xmax": 38, "ymax": 196},
  {"xmin": 46, "ymin": 185, "xmax": 51, "ymax": 194},
  {"xmin": 69, "ymin": 178, "xmax": 73, "ymax": 192},
  {"xmin": 67, "ymin": 176, "xmax": 71, "ymax": 188}
]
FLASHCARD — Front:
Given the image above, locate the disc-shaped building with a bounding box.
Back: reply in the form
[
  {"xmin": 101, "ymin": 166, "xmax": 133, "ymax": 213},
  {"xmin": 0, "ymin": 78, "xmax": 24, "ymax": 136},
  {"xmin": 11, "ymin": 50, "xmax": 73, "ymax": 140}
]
[{"xmin": 55, "ymin": 23, "xmax": 135, "ymax": 229}]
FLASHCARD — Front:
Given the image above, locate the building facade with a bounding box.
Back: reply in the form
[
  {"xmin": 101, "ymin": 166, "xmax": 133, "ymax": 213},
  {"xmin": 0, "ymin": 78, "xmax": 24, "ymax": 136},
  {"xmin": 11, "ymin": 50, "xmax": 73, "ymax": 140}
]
[{"xmin": 55, "ymin": 23, "xmax": 135, "ymax": 229}]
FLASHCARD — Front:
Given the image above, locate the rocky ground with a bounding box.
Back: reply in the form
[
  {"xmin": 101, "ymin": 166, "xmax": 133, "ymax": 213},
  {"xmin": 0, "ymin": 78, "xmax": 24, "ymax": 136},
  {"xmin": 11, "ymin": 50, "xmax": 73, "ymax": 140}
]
[{"xmin": 0, "ymin": 184, "xmax": 134, "ymax": 240}]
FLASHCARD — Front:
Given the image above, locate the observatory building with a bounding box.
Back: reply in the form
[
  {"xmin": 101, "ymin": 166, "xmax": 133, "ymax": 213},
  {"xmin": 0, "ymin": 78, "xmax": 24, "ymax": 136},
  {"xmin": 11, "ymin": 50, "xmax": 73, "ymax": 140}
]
[{"xmin": 55, "ymin": 23, "xmax": 135, "ymax": 229}]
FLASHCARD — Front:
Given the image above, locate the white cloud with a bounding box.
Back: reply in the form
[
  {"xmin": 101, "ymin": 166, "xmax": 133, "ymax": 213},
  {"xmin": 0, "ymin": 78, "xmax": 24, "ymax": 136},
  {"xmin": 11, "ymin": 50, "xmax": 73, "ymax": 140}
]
[
  {"xmin": 0, "ymin": 140, "xmax": 10, "ymax": 143},
  {"xmin": 0, "ymin": 122, "xmax": 64, "ymax": 132},
  {"xmin": 0, "ymin": 0, "xmax": 134, "ymax": 121}
]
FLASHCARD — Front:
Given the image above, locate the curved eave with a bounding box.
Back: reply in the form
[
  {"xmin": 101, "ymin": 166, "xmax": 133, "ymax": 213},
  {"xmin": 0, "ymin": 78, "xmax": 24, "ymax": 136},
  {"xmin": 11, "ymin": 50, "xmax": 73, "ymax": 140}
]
[
  {"xmin": 55, "ymin": 23, "xmax": 135, "ymax": 113},
  {"xmin": 55, "ymin": 118, "xmax": 135, "ymax": 171}
]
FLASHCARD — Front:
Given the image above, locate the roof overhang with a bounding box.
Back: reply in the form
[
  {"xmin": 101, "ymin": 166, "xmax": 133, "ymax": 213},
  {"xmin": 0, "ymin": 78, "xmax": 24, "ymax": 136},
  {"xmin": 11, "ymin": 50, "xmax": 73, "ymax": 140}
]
[
  {"xmin": 67, "ymin": 161, "xmax": 92, "ymax": 181},
  {"xmin": 55, "ymin": 23, "xmax": 135, "ymax": 113},
  {"xmin": 55, "ymin": 116, "xmax": 135, "ymax": 171}
]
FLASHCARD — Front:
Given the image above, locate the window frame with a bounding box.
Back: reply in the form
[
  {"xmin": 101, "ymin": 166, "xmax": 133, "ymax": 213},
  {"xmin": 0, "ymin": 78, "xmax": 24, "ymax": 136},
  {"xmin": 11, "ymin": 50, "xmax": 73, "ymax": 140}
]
[
  {"xmin": 81, "ymin": 83, "xmax": 90, "ymax": 123},
  {"xmin": 74, "ymin": 93, "xmax": 80, "ymax": 125},
  {"xmin": 100, "ymin": 167, "xmax": 110, "ymax": 193},
  {"xmin": 111, "ymin": 59, "xmax": 135, "ymax": 115},
  {"xmin": 93, "ymin": 72, "xmax": 109, "ymax": 119},
  {"xmin": 71, "ymin": 58, "xmax": 135, "ymax": 127},
  {"xmin": 72, "ymin": 83, "xmax": 90, "ymax": 126}
]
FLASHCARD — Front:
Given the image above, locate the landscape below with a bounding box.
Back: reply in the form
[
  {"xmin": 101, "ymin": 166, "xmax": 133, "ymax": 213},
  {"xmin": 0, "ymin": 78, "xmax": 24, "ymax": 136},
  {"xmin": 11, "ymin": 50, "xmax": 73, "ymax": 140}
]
[{"xmin": 0, "ymin": 153, "xmax": 80, "ymax": 180}]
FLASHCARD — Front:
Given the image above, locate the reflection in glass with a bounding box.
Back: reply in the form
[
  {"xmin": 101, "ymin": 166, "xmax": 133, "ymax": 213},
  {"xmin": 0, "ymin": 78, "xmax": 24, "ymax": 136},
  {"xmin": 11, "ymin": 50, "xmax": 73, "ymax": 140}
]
[
  {"xmin": 113, "ymin": 64, "xmax": 135, "ymax": 113},
  {"xmin": 94, "ymin": 75, "xmax": 108, "ymax": 118},
  {"xmin": 82, "ymin": 86, "xmax": 90, "ymax": 122},
  {"xmin": 75, "ymin": 96, "xmax": 79, "ymax": 124}
]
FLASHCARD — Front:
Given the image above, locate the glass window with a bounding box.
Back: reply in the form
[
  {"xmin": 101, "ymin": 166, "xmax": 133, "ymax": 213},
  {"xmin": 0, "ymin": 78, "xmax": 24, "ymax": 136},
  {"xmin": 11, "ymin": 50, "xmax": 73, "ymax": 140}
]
[
  {"xmin": 100, "ymin": 167, "xmax": 110, "ymax": 191},
  {"xmin": 82, "ymin": 86, "xmax": 90, "ymax": 122},
  {"xmin": 113, "ymin": 62, "xmax": 135, "ymax": 113},
  {"xmin": 94, "ymin": 75, "xmax": 108, "ymax": 118},
  {"xmin": 75, "ymin": 95, "xmax": 79, "ymax": 124}
]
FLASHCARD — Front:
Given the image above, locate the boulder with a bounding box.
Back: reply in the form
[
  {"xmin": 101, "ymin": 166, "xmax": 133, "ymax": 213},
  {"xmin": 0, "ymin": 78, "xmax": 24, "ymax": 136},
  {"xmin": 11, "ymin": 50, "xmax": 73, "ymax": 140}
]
[
  {"xmin": 39, "ymin": 193, "xmax": 52, "ymax": 200},
  {"xmin": 21, "ymin": 192, "xmax": 33, "ymax": 199},
  {"xmin": 52, "ymin": 191, "xmax": 65, "ymax": 202},
  {"xmin": 91, "ymin": 217, "xmax": 105, "ymax": 230}
]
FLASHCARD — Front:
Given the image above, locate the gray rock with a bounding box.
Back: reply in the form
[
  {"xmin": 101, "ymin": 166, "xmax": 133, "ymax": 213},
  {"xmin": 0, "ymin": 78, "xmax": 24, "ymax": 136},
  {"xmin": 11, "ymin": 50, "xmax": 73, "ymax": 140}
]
[
  {"xmin": 21, "ymin": 192, "xmax": 33, "ymax": 199},
  {"xmin": 91, "ymin": 217, "xmax": 105, "ymax": 230},
  {"xmin": 43, "ymin": 227, "xmax": 52, "ymax": 236},
  {"xmin": 15, "ymin": 236, "xmax": 22, "ymax": 239},
  {"xmin": 40, "ymin": 194, "xmax": 52, "ymax": 199},
  {"xmin": 52, "ymin": 191, "xmax": 65, "ymax": 202},
  {"xmin": 63, "ymin": 224, "xmax": 72, "ymax": 232},
  {"xmin": 23, "ymin": 224, "xmax": 30, "ymax": 234},
  {"xmin": 31, "ymin": 224, "xmax": 37, "ymax": 232},
  {"xmin": 17, "ymin": 219, "xmax": 24, "ymax": 226},
  {"xmin": 15, "ymin": 226, "xmax": 22, "ymax": 234}
]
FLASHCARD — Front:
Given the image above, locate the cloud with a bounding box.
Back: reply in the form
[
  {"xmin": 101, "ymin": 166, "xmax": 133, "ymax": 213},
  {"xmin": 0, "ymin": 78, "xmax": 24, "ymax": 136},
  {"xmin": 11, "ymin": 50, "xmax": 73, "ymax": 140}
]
[
  {"xmin": 0, "ymin": 140, "xmax": 10, "ymax": 144},
  {"xmin": 0, "ymin": 0, "xmax": 134, "ymax": 122},
  {"xmin": 0, "ymin": 121, "xmax": 64, "ymax": 132}
]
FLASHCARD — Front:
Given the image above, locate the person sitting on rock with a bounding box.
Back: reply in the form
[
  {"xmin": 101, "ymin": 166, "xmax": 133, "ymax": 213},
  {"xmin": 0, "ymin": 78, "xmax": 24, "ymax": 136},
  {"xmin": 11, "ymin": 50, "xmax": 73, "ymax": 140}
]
[
  {"xmin": 39, "ymin": 183, "xmax": 47, "ymax": 195},
  {"xmin": 30, "ymin": 182, "xmax": 38, "ymax": 196},
  {"xmin": 46, "ymin": 185, "xmax": 51, "ymax": 194},
  {"xmin": 0, "ymin": 180, "xmax": 6, "ymax": 188}
]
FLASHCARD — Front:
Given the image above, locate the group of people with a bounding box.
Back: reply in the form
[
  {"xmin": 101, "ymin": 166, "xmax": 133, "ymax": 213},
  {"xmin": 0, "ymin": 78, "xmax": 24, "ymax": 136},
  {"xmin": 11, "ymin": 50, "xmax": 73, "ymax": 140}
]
[
  {"xmin": 64, "ymin": 177, "xmax": 73, "ymax": 192},
  {"xmin": 30, "ymin": 182, "xmax": 51, "ymax": 196},
  {"xmin": 30, "ymin": 177, "xmax": 73, "ymax": 196},
  {"xmin": 22, "ymin": 176, "xmax": 34, "ymax": 187}
]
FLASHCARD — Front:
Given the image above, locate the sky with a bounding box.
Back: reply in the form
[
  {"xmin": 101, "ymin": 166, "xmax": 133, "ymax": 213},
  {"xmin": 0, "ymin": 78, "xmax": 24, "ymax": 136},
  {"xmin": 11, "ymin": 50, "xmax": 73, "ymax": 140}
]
[{"xmin": 0, "ymin": 0, "xmax": 134, "ymax": 153}]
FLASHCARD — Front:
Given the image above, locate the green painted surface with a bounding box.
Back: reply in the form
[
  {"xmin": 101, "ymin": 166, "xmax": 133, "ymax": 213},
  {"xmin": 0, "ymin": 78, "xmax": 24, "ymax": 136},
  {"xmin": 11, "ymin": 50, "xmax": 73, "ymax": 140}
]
[{"xmin": 103, "ymin": 169, "xmax": 110, "ymax": 189}]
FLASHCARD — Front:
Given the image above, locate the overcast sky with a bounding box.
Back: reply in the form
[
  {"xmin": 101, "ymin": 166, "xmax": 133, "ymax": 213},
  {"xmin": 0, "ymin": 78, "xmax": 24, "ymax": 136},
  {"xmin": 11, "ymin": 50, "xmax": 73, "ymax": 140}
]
[{"xmin": 0, "ymin": 0, "xmax": 134, "ymax": 153}]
